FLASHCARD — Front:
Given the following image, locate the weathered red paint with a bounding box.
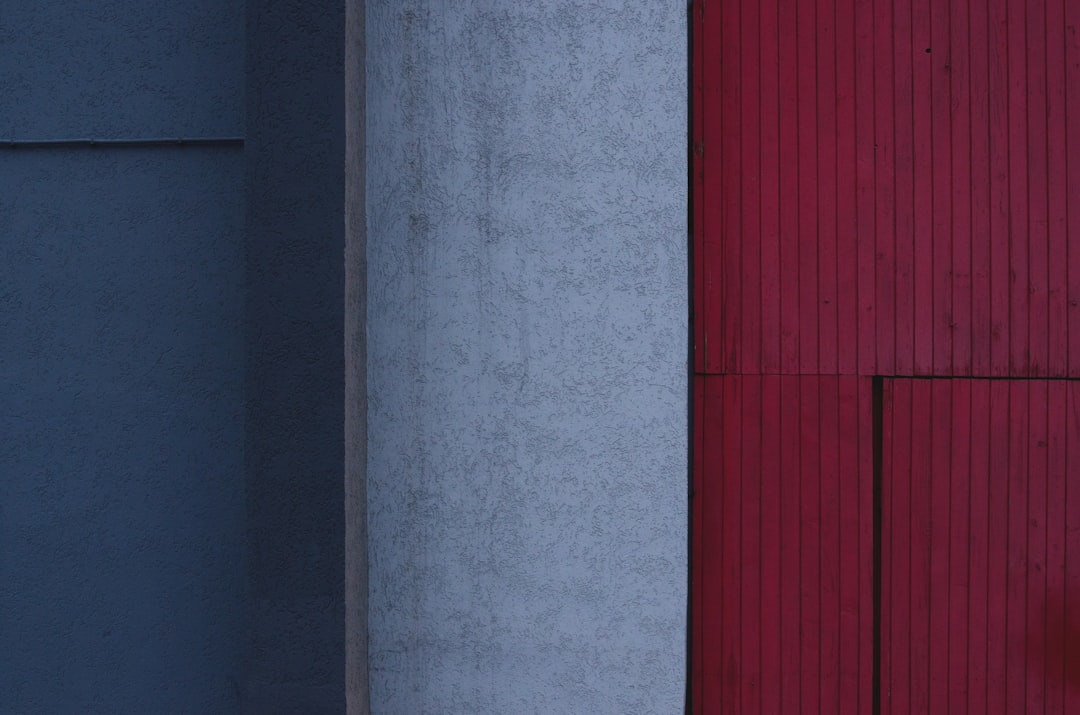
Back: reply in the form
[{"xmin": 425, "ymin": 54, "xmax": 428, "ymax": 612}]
[
  {"xmin": 694, "ymin": 0, "xmax": 1080, "ymax": 379},
  {"xmin": 881, "ymin": 379, "xmax": 1080, "ymax": 714},
  {"xmin": 692, "ymin": 0, "xmax": 1080, "ymax": 711},
  {"xmin": 694, "ymin": 375, "xmax": 875, "ymax": 713}
]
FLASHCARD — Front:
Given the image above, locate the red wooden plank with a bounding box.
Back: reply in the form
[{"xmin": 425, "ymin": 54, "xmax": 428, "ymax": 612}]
[
  {"xmin": 889, "ymin": 379, "xmax": 913, "ymax": 714},
  {"xmin": 740, "ymin": 374, "xmax": 763, "ymax": 714},
  {"xmin": 880, "ymin": 379, "xmax": 1080, "ymax": 713},
  {"xmin": 693, "ymin": 0, "xmax": 707, "ymax": 375},
  {"xmin": 1006, "ymin": 381, "xmax": 1029, "ymax": 714},
  {"xmin": 699, "ymin": 375, "xmax": 875, "ymax": 712},
  {"xmin": 948, "ymin": 378, "xmax": 973, "ymax": 715},
  {"xmin": 1064, "ymin": 383, "xmax": 1080, "ymax": 713},
  {"xmin": 987, "ymin": 0, "xmax": 1010, "ymax": 376},
  {"xmin": 778, "ymin": 0, "xmax": 800, "ymax": 375},
  {"xmin": 779, "ymin": 375, "xmax": 801, "ymax": 713},
  {"xmin": 721, "ymin": 376, "xmax": 743, "ymax": 713},
  {"xmin": 967, "ymin": 379, "xmax": 991, "ymax": 715},
  {"xmin": 721, "ymin": 0, "xmax": 743, "ymax": 373},
  {"xmin": 950, "ymin": 0, "xmax": 973, "ymax": 376},
  {"xmin": 1045, "ymin": 382, "xmax": 1067, "ymax": 715},
  {"xmin": 1046, "ymin": 0, "xmax": 1068, "ymax": 377},
  {"xmin": 698, "ymin": 0, "xmax": 1075, "ymax": 379},
  {"xmin": 875, "ymin": 0, "xmax": 898, "ymax": 376},
  {"xmin": 701, "ymin": 0, "xmax": 724, "ymax": 375},
  {"xmin": 1067, "ymin": 0, "xmax": 1080, "ymax": 376},
  {"xmin": 881, "ymin": 380, "xmax": 889, "ymax": 712},
  {"xmin": 1027, "ymin": 0, "xmax": 1050, "ymax": 377},
  {"xmin": 1007, "ymin": 0, "xmax": 1030, "ymax": 376},
  {"xmin": 909, "ymin": 379, "xmax": 932, "ymax": 713},
  {"xmin": 759, "ymin": 0, "xmax": 782, "ymax": 374},
  {"xmin": 702, "ymin": 378, "xmax": 725, "ymax": 710},
  {"xmin": 741, "ymin": 0, "xmax": 763, "ymax": 374},
  {"xmin": 799, "ymin": 377, "xmax": 821, "ymax": 711},
  {"xmin": 694, "ymin": 0, "xmax": 1080, "ymax": 705},
  {"xmin": 881, "ymin": 378, "xmax": 895, "ymax": 714},
  {"xmin": 702, "ymin": 226, "xmax": 723, "ymax": 374},
  {"xmin": 854, "ymin": 0, "xmax": 876, "ymax": 374},
  {"xmin": 930, "ymin": 0, "xmax": 953, "ymax": 376},
  {"xmin": 928, "ymin": 379, "xmax": 952, "ymax": 713},
  {"xmin": 893, "ymin": 0, "xmax": 916, "ymax": 377},
  {"xmin": 911, "ymin": 0, "xmax": 934, "ymax": 375},
  {"xmin": 858, "ymin": 377, "xmax": 874, "ymax": 713},
  {"xmin": 1026, "ymin": 380, "xmax": 1049, "ymax": 713},
  {"xmin": 692, "ymin": 376, "xmax": 706, "ymax": 712},
  {"xmin": 798, "ymin": 0, "xmax": 820, "ymax": 375},
  {"xmin": 817, "ymin": 0, "xmax": 840, "ymax": 376},
  {"xmin": 759, "ymin": 376, "xmax": 782, "ymax": 715},
  {"xmin": 836, "ymin": 0, "xmax": 858, "ymax": 375},
  {"xmin": 968, "ymin": 0, "xmax": 992, "ymax": 376},
  {"xmin": 819, "ymin": 376, "xmax": 841, "ymax": 713},
  {"xmin": 986, "ymin": 380, "xmax": 1010, "ymax": 715},
  {"xmin": 838, "ymin": 376, "xmax": 861, "ymax": 713}
]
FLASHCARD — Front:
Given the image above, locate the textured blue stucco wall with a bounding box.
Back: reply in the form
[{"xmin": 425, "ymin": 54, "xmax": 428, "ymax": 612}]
[
  {"xmin": 366, "ymin": 2, "xmax": 688, "ymax": 712},
  {"xmin": 0, "ymin": 150, "xmax": 247, "ymax": 713},
  {"xmin": 1, "ymin": 2, "xmax": 248, "ymax": 713},
  {"xmin": 2, "ymin": 0, "xmax": 244, "ymax": 139},
  {"xmin": 3, "ymin": 2, "xmax": 352, "ymax": 712}
]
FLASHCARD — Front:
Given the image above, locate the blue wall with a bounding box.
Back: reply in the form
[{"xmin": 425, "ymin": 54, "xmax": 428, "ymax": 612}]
[
  {"xmin": 0, "ymin": 2, "xmax": 246, "ymax": 713},
  {"xmin": 3, "ymin": 0, "xmax": 244, "ymax": 139},
  {"xmin": 0, "ymin": 1, "xmax": 346, "ymax": 712},
  {"xmin": 0, "ymin": 149, "xmax": 247, "ymax": 714}
]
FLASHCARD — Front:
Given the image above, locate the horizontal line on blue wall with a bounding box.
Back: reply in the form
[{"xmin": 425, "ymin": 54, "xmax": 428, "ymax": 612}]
[{"xmin": 3, "ymin": 137, "xmax": 244, "ymax": 149}]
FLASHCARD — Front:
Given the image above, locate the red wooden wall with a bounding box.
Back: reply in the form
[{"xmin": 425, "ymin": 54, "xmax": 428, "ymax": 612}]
[
  {"xmin": 694, "ymin": 376, "xmax": 875, "ymax": 713},
  {"xmin": 881, "ymin": 379, "xmax": 1080, "ymax": 714},
  {"xmin": 695, "ymin": 0, "xmax": 1080, "ymax": 378},
  {"xmin": 693, "ymin": 0, "xmax": 1080, "ymax": 711}
]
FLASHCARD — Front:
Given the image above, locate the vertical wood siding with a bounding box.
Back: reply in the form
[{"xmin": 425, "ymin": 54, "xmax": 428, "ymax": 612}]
[
  {"xmin": 693, "ymin": 0, "xmax": 1080, "ymax": 711},
  {"xmin": 695, "ymin": 0, "xmax": 1080, "ymax": 377},
  {"xmin": 881, "ymin": 379, "xmax": 1080, "ymax": 713},
  {"xmin": 695, "ymin": 375, "xmax": 875, "ymax": 713}
]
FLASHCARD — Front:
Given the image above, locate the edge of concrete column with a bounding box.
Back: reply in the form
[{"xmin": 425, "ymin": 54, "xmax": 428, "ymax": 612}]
[{"xmin": 344, "ymin": 0, "xmax": 369, "ymax": 712}]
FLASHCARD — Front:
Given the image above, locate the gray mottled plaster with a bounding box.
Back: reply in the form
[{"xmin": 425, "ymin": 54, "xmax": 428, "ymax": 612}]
[{"xmin": 366, "ymin": 2, "xmax": 688, "ymax": 712}]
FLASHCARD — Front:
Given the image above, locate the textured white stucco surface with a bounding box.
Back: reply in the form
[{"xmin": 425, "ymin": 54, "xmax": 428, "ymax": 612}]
[{"xmin": 366, "ymin": 2, "xmax": 687, "ymax": 712}]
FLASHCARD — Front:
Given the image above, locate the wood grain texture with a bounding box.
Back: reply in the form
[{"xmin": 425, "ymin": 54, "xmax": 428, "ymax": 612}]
[
  {"xmin": 881, "ymin": 379, "xmax": 1080, "ymax": 714},
  {"xmin": 696, "ymin": 0, "xmax": 1078, "ymax": 377},
  {"xmin": 692, "ymin": 2, "xmax": 1080, "ymax": 712},
  {"xmin": 695, "ymin": 375, "xmax": 874, "ymax": 713}
]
